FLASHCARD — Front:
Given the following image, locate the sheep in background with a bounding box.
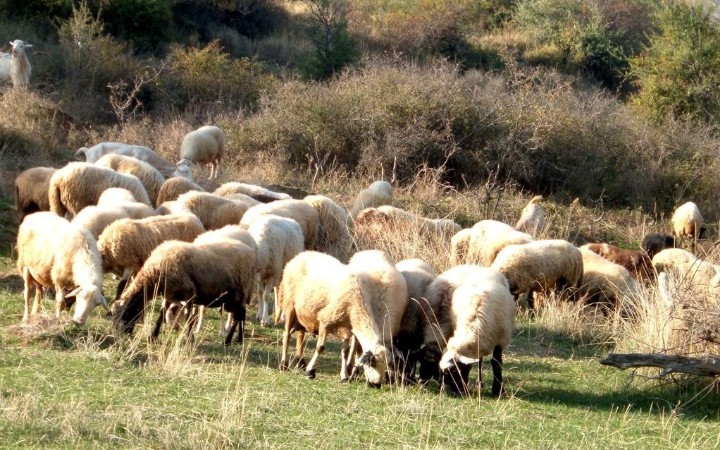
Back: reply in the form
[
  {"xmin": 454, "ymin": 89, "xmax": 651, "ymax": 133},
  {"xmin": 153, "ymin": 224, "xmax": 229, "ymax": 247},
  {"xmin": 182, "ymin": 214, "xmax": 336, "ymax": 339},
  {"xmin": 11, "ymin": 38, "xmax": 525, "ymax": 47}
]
[
  {"xmin": 350, "ymin": 180, "xmax": 393, "ymax": 217},
  {"xmin": 95, "ymin": 154, "xmax": 165, "ymax": 205},
  {"xmin": 72, "ymin": 188, "xmax": 155, "ymax": 239},
  {"xmin": 0, "ymin": 40, "xmax": 32, "ymax": 88},
  {"xmin": 582, "ymin": 243, "xmax": 654, "ymax": 281},
  {"xmin": 420, "ymin": 265, "xmax": 515, "ymax": 397},
  {"xmin": 178, "ymin": 125, "xmax": 225, "ymax": 180},
  {"xmin": 449, "ymin": 228, "xmax": 472, "ymax": 266},
  {"xmin": 276, "ymin": 251, "xmax": 390, "ymax": 386},
  {"xmin": 48, "ymin": 163, "xmax": 150, "ymax": 217},
  {"xmin": 671, "ymin": 202, "xmax": 704, "ymax": 253},
  {"xmin": 515, "ymin": 195, "xmax": 546, "ymax": 237},
  {"xmin": 99, "ymin": 214, "xmax": 205, "ymax": 300},
  {"xmin": 303, "ymin": 194, "xmax": 353, "ymax": 262},
  {"xmin": 578, "ymin": 246, "xmax": 641, "ymax": 314},
  {"xmin": 214, "ymin": 182, "xmax": 292, "ymax": 202},
  {"xmin": 354, "ymin": 205, "xmax": 461, "ymax": 245},
  {"xmin": 16, "ymin": 212, "xmax": 109, "ymax": 324},
  {"xmin": 14, "ymin": 167, "xmax": 56, "ymax": 220},
  {"xmin": 464, "ymin": 220, "xmax": 533, "ymax": 266},
  {"xmin": 155, "ymin": 177, "xmax": 206, "ymax": 207},
  {"xmin": 641, "ymin": 233, "xmax": 675, "ymax": 259},
  {"xmin": 241, "ymin": 199, "xmax": 319, "ymax": 250},
  {"xmin": 76, "ymin": 142, "xmax": 193, "ymax": 180},
  {"xmin": 169, "ymin": 191, "xmax": 257, "ymax": 230},
  {"xmin": 651, "ymin": 248, "xmax": 720, "ymax": 297},
  {"xmin": 491, "ymin": 239, "xmax": 583, "ymax": 313}
]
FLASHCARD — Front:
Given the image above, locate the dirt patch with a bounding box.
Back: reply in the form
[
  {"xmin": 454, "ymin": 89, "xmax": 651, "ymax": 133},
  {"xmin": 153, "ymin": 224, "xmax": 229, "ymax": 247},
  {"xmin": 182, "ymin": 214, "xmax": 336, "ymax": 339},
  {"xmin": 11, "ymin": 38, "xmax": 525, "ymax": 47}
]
[{"xmin": 0, "ymin": 271, "xmax": 22, "ymax": 291}]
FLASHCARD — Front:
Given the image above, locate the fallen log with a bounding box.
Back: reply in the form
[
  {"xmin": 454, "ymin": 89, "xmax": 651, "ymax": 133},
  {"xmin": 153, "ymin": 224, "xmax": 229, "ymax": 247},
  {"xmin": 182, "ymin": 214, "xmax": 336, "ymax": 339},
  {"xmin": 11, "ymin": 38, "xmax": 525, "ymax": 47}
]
[{"xmin": 600, "ymin": 353, "xmax": 720, "ymax": 377}]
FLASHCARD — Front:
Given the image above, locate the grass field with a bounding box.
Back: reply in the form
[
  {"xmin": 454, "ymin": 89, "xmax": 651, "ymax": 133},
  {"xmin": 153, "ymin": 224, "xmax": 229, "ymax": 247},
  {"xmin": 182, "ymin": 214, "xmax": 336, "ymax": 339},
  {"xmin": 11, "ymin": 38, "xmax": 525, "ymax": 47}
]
[{"xmin": 1, "ymin": 248, "xmax": 718, "ymax": 449}]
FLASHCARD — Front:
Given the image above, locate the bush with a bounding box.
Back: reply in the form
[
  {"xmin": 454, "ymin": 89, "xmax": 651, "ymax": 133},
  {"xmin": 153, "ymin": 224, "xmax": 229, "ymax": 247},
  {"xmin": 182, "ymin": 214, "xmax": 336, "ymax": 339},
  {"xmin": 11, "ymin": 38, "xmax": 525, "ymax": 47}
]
[
  {"xmin": 100, "ymin": 0, "xmax": 174, "ymax": 53},
  {"xmin": 301, "ymin": 0, "xmax": 358, "ymax": 80}
]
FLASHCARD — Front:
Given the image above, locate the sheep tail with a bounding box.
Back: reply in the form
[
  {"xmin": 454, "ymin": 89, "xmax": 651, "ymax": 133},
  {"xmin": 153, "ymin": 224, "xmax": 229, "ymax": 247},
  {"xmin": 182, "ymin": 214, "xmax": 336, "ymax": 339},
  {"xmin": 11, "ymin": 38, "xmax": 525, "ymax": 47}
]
[{"xmin": 48, "ymin": 183, "xmax": 67, "ymax": 217}]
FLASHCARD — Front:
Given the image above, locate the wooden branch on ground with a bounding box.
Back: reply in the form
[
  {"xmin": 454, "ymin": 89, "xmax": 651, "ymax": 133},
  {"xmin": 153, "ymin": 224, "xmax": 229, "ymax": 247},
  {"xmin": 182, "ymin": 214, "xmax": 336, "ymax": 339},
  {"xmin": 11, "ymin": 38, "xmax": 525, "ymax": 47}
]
[{"xmin": 600, "ymin": 353, "xmax": 720, "ymax": 377}]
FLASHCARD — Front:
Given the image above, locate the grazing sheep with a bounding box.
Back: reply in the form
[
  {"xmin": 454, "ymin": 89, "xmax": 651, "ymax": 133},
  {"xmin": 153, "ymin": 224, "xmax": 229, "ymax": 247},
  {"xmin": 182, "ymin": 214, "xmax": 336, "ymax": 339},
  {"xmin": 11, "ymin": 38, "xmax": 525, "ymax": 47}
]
[
  {"xmin": 354, "ymin": 205, "xmax": 461, "ymax": 245},
  {"xmin": 114, "ymin": 238, "xmax": 255, "ymax": 345},
  {"xmin": 420, "ymin": 265, "xmax": 515, "ymax": 397},
  {"xmin": 671, "ymin": 202, "xmax": 704, "ymax": 252},
  {"xmin": 582, "ymin": 243, "xmax": 654, "ymax": 281},
  {"xmin": 71, "ymin": 199, "xmax": 154, "ymax": 239},
  {"xmin": 155, "ymin": 177, "xmax": 206, "ymax": 207},
  {"xmin": 449, "ymin": 228, "xmax": 472, "ymax": 266},
  {"xmin": 16, "ymin": 212, "xmax": 109, "ymax": 324},
  {"xmin": 276, "ymin": 251, "xmax": 391, "ymax": 386},
  {"xmin": 490, "ymin": 239, "xmax": 583, "ymax": 312},
  {"xmin": 246, "ymin": 215, "xmax": 304, "ymax": 326},
  {"xmin": 178, "ymin": 125, "xmax": 225, "ymax": 180},
  {"xmin": 48, "ymin": 163, "xmax": 150, "ymax": 217},
  {"xmin": 241, "ymin": 199, "xmax": 319, "ymax": 250},
  {"xmin": 170, "ymin": 191, "xmax": 257, "ymax": 230},
  {"xmin": 651, "ymin": 248, "xmax": 720, "ymax": 295},
  {"xmin": 0, "ymin": 40, "xmax": 32, "ymax": 88},
  {"xmin": 350, "ymin": 180, "xmax": 393, "ymax": 217},
  {"xmin": 303, "ymin": 194, "xmax": 353, "ymax": 262},
  {"xmin": 464, "ymin": 220, "xmax": 534, "ymax": 267},
  {"xmin": 95, "ymin": 154, "xmax": 166, "ymax": 205},
  {"xmin": 578, "ymin": 246, "xmax": 642, "ymax": 313},
  {"xmin": 76, "ymin": 142, "xmax": 193, "ymax": 180},
  {"xmin": 14, "ymin": 167, "xmax": 56, "ymax": 220},
  {"xmin": 515, "ymin": 195, "xmax": 546, "ymax": 237},
  {"xmin": 98, "ymin": 214, "xmax": 205, "ymax": 300},
  {"xmin": 641, "ymin": 233, "xmax": 675, "ymax": 259},
  {"xmin": 213, "ymin": 182, "xmax": 292, "ymax": 202}
]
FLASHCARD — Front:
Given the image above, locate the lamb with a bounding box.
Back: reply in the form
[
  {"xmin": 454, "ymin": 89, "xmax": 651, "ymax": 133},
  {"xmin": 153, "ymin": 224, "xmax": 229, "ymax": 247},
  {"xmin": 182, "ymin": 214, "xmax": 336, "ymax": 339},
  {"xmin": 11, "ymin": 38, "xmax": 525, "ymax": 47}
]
[
  {"xmin": 114, "ymin": 237, "xmax": 255, "ymax": 345},
  {"xmin": 671, "ymin": 201, "xmax": 705, "ymax": 252},
  {"xmin": 275, "ymin": 251, "xmax": 391, "ymax": 386},
  {"xmin": 178, "ymin": 125, "xmax": 225, "ymax": 180},
  {"xmin": 246, "ymin": 215, "xmax": 304, "ymax": 326},
  {"xmin": 464, "ymin": 220, "xmax": 534, "ymax": 267},
  {"xmin": 213, "ymin": 182, "xmax": 292, "ymax": 202},
  {"xmin": 16, "ymin": 212, "xmax": 109, "ymax": 324},
  {"xmin": 95, "ymin": 154, "xmax": 166, "ymax": 205},
  {"xmin": 98, "ymin": 214, "xmax": 205, "ymax": 300},
  {"xmin": 241, "ymin": 199, "xmax": 319, "ymax": 250},
  {"xmin": 350, "ymin": 180, "xmax": 393, "ymax": 217},
  {"xmin": 169, "ymin": 191, "xmax": 258, "ymax": 230},
  {"xmin": 578, "ymin": 246, "xmax": 642, "ymax": 313},
  {"xmin": 419, "ymin": 265, "xmax": 515, "ymax": 397},
  {"xmin": 14, "ymin": 167, "xmax": 56, "ymax": 220},
  {"xmin": 515, "ymin": 195, "xmax": 546, "ymax": 237},
  {"xmin": 155, "ymin": 177, "xmax": 206, "ymax": 207},
  {"xmin": 641, "ymin": 233, "xmax": 675, "ymax": 259},
  {"xmin": 75, "ymin": 142, "xmax": 193, "ymax": 180},
  {"xmin": 582, "ymin": 243, "xmax": 654, "ymax": 281},
  {"xmin": 48, "ymin": 162, "xmax": 150, "ymax": 217},
  {"xmin": 303, "ymin": 194, "xmax": 353, "ymax": 262},
  {"xmin": 490, "ymin": 239, "xmax": 583, "ymax": 312},
  {"xmin": 0, "ymin": 40, "xmax": 32, "ymax": 88}
]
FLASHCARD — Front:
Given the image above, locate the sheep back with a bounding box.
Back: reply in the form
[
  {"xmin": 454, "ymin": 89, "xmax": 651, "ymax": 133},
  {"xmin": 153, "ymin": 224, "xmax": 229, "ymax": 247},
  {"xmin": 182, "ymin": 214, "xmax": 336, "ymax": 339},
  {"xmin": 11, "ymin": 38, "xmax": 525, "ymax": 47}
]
[{"xmin": 14, "ymin": 167, "xmax": 56, "ymax": 220}]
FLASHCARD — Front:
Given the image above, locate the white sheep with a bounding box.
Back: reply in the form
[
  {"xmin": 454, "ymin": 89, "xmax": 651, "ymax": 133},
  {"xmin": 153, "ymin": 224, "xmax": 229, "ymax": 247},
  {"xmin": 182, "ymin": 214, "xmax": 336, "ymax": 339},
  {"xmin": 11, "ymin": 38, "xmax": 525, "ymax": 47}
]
[
  {"xmin": 651, "ymin": 248, "xmax": 720, "ymax": 296},
  {"xmin": 76, "ymin": 142, "xmax": 193, "ymax": 180},
  {"xmin": 167, "ymin": 191, "xmax": 257, "ymax": 230},
  {"xmin": 0, "ymin": 40, "xmax": 32, "ymax": 88},
  {"xmin": 247, "ymin": 215, "xmax": 304, "ymax": 327},
  {"xmin": 155, "ymin": 177, "xmax": 206, "ymax": 207},
  {"xmin": 114, "ymin": 237, "xmax": 256, "ymax": 345},
  {"xmin": 449, "ymin": 228, "xmax": 472, "ymax": 266},
  {"xmin": 350, "ymin": 180, "xmax": 393, "ymax": 217},
  {"xmin": 213, "ymin": 182, "xmax": 292, "ymax": 202},
  {"xmin": 71, "ymin": 188, "xmax": 155, "ymax": 239},
  {"xmin": 463, "ymin": 220, "xmax": 534, "ymax": 266},
  {"xmin": 354, "ymin": 205, "xmax": 461, "ymax": 245},
  {"xmin": 303, "ymin": 194, "xmax": 353, "ymax": 262},
  {"xmin": 671, "ymin": 201, "xmax": 705, "ymax": 253},
  {"xmin": 490, "ymin": 239, "xmax": 583, "ymax": 313},
  {"xmin": 48, "ymin": 162, "xmax": 150, "ymax": 217},
  {"xmin": 241, "ymin": 199, "xmax": 319, "ymax": 250},
  {"xmin": 16, "ymin": 212, "xmax": 109, "ymax": 324},
  {"xmin": 95, "ymin": 154, "xmax": 166, "ymax": 205},
  {"xmin": 14, "ymin": 167, "xmax": 56, "ymax": 220},
  {"xmin": 578, "ymin": 246, "xmax": 641, "ymax": 314},
  {"xmin": 98, "ymin": 214, "xmax": 206, "ymax": 301},
  {"xmin": 420, "ymin": 265, "xmax": 515, "ymax": 397},
  {"xmin": 178, "ymin": 125, "xmax": 225, "ymax": 180},
  {"xmin": 515, "ymin": 195, "xmax": 546, "ymax": 236},
  {"xmin": 276, "ymin": 251, "xmax": 390, "ymax": 386}
]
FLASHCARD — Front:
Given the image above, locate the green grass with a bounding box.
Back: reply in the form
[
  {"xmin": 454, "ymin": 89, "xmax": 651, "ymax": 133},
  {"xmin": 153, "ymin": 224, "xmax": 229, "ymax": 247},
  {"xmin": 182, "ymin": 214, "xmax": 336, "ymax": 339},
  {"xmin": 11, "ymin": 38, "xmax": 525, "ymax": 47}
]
[{"xmin": 1, "ymin": 253, "xmax": 719, "ymax": 449}]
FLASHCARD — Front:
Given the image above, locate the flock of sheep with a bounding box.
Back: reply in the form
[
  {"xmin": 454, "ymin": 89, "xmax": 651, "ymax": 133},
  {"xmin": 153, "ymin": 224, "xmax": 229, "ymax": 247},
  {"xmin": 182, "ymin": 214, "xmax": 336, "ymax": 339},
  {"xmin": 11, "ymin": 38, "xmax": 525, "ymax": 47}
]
[{"xmin": 10, "ymin": 120, "xmax": 715, "ymax": 397}]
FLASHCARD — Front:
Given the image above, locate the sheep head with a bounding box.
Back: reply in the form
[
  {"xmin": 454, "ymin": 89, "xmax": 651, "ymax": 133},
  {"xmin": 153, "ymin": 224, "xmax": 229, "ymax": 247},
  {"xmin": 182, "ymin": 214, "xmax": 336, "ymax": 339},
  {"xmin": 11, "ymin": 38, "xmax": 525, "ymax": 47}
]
[
  {"xmin": 66, "ymin": 285, "xmax": 109, "ymax": 325},
  {"xmin": 10, "ymin": 40, "xmax": 31, "ymax": 57},
  {"xmin": 355, "ymin": 345, "xmax": 388, "ymax": 388}
]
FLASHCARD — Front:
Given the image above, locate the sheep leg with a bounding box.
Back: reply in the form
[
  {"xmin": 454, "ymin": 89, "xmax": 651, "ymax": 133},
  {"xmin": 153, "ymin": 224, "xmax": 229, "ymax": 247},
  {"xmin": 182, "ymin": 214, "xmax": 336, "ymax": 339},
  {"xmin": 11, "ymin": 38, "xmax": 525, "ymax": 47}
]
[
  {"xmin": 185, "ymin": 303, "xmax": 198, "ymax": 344},
  {"xmin": 115, "ymin": 269, "xmax": 133, "ymax": 300},
  {"xmin": 193, "ymin": 305, "xmax": 204, "ymax": 337},
  {"xmin": 224, "ymin": 294, "xmax": 246, "ymax": 346},
  {"xmin": 54, "ymin": 287, "xmax": 66, "ymax": 319},
  {"xmin": 305, "ymin": 326, "xmax": 328, "ymax": 379},
  {"xmin": 293, "ymin": 330, "xmax": 307, "ymax": 369},
  {"xmin": 490, "ymin": 345, "xmax": 504, "ymax": 397},
  {"xmin": 347, "ymin": 335, "xmax": 362, "ymax": 381},
  {"xmin": 340, "ymin": 338, "xmax": 352, "ymax": 382},
  {"xmin": 22, "ymin": 267, "xmax": 34, "ymax": 322},
  {"xmin": 151, "ymin": 302, "xmax": 167, "ymax": 341},
  {"xmin": 527, "ymin": 290, "xmax": 535, "ymax": 317},
  {"xmin": 260, "ymin": 283, "xmax": 273, "ymax": 327},
  {"xmin": 279, "ymin": 308, "xmax": 295, "ymax": 370}
]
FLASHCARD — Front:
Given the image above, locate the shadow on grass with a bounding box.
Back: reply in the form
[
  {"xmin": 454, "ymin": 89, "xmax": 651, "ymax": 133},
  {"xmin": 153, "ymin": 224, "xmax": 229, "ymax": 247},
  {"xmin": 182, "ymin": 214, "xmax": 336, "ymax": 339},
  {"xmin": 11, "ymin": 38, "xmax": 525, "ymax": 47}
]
[{"xmin": 511, "ymin": 322, "xmax": 615, "ymax": 359}]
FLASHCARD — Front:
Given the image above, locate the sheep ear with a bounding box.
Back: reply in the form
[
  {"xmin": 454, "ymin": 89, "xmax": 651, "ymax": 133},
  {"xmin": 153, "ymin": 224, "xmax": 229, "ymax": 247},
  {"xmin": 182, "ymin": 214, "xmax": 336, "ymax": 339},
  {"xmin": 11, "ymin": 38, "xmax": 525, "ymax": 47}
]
[
  {"xmin": 456, "ymin": 354, "xmax": 480, "ymax": 365},
  {"xmin": 65, "ymin": 287, "xmax": 82, "ymax": 298}
]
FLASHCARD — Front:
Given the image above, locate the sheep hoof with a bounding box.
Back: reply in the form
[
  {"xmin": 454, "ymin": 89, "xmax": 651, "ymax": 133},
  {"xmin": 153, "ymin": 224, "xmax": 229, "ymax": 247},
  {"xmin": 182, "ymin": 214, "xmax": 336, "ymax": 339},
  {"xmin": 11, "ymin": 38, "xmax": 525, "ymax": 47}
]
[
  {"xmin": 294, "ymin": 358, "xmax": 307, "ymax": 370},
  {"xmin": 340, "ymin": 377, "xmax": 349, "ymax": 384},
  {"xmin": 492, "ymin": 384, "xmax": 505, "ymax": 397},
  {"xmin": 305, "ymin": 368, "xmax": 316, "ymax": 379},
  {"xmin": 367, "ymin": 382, "xmax": 381, "ymax": 389},
  {"xmin": 279, "ymin": 361, "xmax": 289, "ymax": 371}
]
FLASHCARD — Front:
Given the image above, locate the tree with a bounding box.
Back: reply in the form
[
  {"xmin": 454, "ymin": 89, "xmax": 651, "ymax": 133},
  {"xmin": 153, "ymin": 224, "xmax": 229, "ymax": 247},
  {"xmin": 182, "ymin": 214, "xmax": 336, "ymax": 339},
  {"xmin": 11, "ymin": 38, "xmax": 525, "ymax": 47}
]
[{"xmin": 301, "ymin": 0, "xmax": 358, "ymax": 80}]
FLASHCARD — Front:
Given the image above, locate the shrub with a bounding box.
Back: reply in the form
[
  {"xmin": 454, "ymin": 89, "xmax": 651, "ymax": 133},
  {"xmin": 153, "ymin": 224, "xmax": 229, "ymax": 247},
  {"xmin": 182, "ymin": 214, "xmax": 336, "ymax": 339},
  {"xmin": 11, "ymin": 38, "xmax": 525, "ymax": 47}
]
[
  {"xmin": 301, "ymin": 0, "xmax": 358, "ymax": 80},
  {"xmin": 100, "ymin": 0, "xmax": 174, "ymax": 53}
]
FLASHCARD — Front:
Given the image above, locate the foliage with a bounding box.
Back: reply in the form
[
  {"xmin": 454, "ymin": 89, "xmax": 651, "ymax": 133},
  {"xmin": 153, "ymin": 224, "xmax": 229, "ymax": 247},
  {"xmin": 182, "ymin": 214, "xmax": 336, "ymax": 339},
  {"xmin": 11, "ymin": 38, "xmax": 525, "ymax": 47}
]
[
  {"xmin": 99, "ymin": 0, "xmax": 174, "ymax": 53},
  {"xmin": 631, "ymin": 1, "xmax": 720, "ymax": 127},
  {"xmin": 301, "ymin": 0, "xmax": 358, "ymax": 80}
]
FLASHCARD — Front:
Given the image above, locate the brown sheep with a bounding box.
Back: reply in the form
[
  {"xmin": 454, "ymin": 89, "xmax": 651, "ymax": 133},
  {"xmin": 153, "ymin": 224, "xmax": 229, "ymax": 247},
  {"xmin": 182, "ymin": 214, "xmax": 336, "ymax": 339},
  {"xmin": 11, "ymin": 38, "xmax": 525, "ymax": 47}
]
[
  {"xmin": 14, "ymin": 167, "xmax": 56, "ymax": 220},
  {"xmin": 582, "ymin": 243, "xmax": 654, "ymax": 281}
]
